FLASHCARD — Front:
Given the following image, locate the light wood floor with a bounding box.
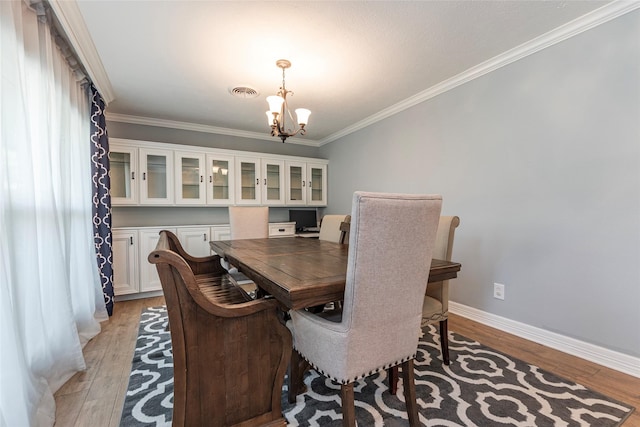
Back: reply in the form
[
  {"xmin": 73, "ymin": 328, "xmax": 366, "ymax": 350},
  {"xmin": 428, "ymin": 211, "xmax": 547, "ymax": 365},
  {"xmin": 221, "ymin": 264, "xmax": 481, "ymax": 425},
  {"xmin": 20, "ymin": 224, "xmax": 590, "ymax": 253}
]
[{"xmin": 54, "ymin": 297, "xmax": 639, "ymax": 426}]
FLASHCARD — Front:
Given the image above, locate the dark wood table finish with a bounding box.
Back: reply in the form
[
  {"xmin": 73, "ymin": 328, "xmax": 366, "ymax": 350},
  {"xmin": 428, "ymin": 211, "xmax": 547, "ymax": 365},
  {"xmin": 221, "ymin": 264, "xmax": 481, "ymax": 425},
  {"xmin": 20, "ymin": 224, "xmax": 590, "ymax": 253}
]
[{"xmin": 210, "ymin": 237, "xmax": 461, "ymax": 310}]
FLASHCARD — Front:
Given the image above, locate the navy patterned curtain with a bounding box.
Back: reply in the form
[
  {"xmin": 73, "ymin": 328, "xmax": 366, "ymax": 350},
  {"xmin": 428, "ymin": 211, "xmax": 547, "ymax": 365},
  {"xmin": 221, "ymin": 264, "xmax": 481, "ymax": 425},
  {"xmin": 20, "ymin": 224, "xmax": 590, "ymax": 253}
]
[{"xmin": 90, "ymin": 84, "xmax": 114, "ymax": 315}]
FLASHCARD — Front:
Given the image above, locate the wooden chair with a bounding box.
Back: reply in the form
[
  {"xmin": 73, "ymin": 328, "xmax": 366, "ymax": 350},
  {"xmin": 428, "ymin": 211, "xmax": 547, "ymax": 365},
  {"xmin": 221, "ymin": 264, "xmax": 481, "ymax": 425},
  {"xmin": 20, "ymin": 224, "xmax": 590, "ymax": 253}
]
[
  {"xmin": 148, "ymin": 230, "xmax": 290, "ymax": 427},
  {"xmin": 287, "ymin": 192, "xmax": 442, "ymax": 427}
]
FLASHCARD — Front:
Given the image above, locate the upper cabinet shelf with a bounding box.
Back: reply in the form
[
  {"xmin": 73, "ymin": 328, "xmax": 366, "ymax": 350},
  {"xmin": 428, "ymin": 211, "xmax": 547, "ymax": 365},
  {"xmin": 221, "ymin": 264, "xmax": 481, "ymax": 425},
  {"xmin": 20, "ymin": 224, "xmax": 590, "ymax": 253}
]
[{"xmin": 108, "ymin": 138, "xmax": 328, "ymax": 207}]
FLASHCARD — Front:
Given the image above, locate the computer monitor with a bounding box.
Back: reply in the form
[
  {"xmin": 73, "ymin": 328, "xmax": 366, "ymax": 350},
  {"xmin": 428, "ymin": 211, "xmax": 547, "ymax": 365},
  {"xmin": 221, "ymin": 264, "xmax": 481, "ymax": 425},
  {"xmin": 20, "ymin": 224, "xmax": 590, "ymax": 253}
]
[{"xmin": 289, "ymin": 209, "xmax": 318, "ymax": 232}]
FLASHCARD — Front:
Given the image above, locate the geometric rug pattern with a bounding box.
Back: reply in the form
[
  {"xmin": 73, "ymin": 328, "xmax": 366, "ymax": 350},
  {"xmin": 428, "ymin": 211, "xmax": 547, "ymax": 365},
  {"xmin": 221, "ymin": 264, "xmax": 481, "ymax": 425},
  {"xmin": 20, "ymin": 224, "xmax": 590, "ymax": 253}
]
[{"xmin": 120, "ymin": 306, "xmax": 634, "ymax": 426}]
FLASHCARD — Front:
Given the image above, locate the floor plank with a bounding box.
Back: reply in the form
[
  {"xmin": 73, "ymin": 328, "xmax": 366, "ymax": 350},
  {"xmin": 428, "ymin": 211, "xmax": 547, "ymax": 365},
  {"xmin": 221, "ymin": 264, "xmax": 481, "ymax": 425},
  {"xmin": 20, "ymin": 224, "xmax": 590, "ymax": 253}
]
[{"xmin": 54, "ymin": 299, "xmax": 639, "ymax": 426}]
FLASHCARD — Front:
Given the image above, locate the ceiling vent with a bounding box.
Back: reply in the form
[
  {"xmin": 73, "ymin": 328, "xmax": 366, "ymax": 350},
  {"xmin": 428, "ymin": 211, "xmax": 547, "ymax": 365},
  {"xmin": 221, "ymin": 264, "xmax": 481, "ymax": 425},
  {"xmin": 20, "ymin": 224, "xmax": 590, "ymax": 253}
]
[{"xmin": 229, "ymin": 86, "xmax": 259, "ymax": 99}]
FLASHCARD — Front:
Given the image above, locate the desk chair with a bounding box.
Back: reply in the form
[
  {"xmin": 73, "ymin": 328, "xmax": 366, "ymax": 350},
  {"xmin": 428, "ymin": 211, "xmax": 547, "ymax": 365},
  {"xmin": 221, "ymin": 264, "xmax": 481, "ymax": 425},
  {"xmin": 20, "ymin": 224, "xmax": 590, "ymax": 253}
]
[
  {"xmin": 318, "ymin": 214, "xmax": 350, "ymax": 243},
  {"xmin": 227, "ymin": 206, "xmax": 269, "ymax": 297},
  {"xmin": 228, "ymin": 206, "xmax": 269, "ymax": 239},
  {"xmin": 288, "ymin": 192, "xmax": 442, "ymax": 427}
]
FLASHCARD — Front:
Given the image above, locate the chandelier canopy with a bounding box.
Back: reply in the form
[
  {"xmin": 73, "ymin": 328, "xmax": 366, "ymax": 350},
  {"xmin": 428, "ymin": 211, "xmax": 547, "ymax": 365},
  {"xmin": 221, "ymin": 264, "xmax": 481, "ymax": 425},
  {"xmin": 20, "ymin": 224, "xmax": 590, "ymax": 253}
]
[{"xmin": 266, "ymin": 59, "xmax": 310, "ymax": 143}]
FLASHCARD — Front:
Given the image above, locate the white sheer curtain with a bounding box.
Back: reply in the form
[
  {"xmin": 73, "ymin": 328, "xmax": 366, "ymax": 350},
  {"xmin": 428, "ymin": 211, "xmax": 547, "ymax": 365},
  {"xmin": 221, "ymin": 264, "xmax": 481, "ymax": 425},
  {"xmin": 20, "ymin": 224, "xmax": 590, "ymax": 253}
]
[{"xmin": 1, "ymin": 1, "xmax": 108, "ymax": 426}]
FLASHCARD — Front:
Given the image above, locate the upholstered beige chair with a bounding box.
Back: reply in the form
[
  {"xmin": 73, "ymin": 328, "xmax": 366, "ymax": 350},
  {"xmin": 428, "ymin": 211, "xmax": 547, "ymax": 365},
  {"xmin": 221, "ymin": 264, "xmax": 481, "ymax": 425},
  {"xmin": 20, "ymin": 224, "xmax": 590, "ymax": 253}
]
[
  {"xmin": 288, "ymin": 192, "xmax": 442, "ymax": 427},
  {"xmin": 226, "ymin": 206, "xmax": 269, "ymax": 296},
  {"xmin": 228, "ymin": 206, "xmax": 269, "ymax": 239},
  {"xmin": 423, "ymin": 215, "xmax": 460, "ymax": 365},
  {"xmin": 318, "ymin": 214, "xmax": 350, "ymax": 243},
  {"xmin": 388, "ymin": 215, "xmax": 460, "ymax": 394}
]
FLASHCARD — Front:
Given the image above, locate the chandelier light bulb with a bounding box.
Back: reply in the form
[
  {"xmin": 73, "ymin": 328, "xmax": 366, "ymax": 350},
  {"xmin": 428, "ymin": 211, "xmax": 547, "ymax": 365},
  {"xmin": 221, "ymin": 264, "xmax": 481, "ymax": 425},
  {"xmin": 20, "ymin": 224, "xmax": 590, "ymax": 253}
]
[
  {"xmin": 295, "ymin": 108, "xmax": 311, "ymax": 126},
  {"xmin": 267, "ymin": 96, "xmax": 284, "ymax": 114}
]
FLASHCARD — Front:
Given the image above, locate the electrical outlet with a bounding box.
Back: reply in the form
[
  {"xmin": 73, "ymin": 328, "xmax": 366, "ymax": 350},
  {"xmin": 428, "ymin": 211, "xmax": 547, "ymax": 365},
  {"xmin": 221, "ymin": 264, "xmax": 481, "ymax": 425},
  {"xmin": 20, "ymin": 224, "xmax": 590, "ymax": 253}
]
[{"xmin": 493, "ymin": 283, "xmax": 505, "ymax": 300}]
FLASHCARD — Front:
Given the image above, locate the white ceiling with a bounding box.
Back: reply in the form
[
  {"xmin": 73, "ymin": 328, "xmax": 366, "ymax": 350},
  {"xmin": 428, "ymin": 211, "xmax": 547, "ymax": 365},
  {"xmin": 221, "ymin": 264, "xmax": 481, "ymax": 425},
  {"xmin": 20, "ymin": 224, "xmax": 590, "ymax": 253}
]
[{"xmin": 69, "ymin": 0, "xmax": 621, "ymax": 146}]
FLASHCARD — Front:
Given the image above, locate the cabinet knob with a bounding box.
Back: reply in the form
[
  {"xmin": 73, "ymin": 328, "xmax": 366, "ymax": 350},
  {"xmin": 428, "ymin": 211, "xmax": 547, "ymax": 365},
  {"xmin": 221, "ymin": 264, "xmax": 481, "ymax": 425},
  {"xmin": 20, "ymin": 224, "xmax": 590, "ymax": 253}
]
[
  {"xmin": 130, "ymin": 237, "xmax": 133, "ymax": 245},
  {"xmin": 131, "ymin": 171, "xmax": 135, "ymax": 180},
  {"xmin": 209, "ymin": 176, "xmax": 212, "ymax": 183},
  {"xmin": 203, "ymin": 233, "xmax": 207, "ymax": 241},
  {"xmin": 143, "ymin": 172, "xmax": 146, "ymax": 180},
  {"xmin": 200, "ymin": 175, "xmax": 203, "ymax": 183},
  {"xmin": 256, "ymin": 178, "xmax": 259, "ymax": 185},
  {"xmin": 264, "ymin": 178, "xmax": 267, "ymax": 185}
]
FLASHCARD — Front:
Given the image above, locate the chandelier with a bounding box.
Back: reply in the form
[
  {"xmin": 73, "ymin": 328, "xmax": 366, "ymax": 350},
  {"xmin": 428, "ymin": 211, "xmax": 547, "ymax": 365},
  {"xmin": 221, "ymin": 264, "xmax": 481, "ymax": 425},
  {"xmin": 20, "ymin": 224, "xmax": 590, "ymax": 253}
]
[{"xmin": 266, "ymin": 59, "xmax": 311, "ymax": 143}]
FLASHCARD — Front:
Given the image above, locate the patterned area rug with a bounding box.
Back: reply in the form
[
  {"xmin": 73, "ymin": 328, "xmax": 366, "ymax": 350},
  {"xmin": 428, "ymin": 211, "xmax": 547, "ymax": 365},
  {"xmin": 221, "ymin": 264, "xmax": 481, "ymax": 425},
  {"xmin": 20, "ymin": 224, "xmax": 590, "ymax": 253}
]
[{"xmin": 120, "ymin": 306, "xmax": 634, "ymax": 426}]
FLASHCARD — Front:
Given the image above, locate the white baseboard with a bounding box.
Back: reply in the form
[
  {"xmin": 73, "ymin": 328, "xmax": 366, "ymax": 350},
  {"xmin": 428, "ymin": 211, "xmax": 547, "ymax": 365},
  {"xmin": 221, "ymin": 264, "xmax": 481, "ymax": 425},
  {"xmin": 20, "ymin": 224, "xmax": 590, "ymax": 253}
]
[
  {"xmin": 449, "ymin": 301, "xmax": 640, "ymax": 379},
  {"xmin": 115, "ymin": 290, "xmax": 163, "ymax": 302}
]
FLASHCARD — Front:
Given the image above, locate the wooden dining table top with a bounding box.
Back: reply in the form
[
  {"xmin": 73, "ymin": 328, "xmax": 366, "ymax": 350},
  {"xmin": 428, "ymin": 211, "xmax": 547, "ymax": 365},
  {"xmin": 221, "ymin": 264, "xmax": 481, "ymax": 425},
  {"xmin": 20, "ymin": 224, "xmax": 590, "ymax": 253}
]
[{"xmin": 210, "ymin": 237, "xmax": 462, "ymax": 310}]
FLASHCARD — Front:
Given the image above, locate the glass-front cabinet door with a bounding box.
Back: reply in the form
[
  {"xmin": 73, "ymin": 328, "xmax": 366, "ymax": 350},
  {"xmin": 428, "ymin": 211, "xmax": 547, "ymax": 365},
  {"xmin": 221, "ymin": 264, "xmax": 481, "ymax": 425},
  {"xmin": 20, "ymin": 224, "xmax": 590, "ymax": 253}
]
[
  {"xmin": 139, "ymin": 148, "xmax": 174, "ymax": 205},
  {"xmin": 175, "ymin": 151, "xmax": 205, "ymax": 205},
  {"xmin": 206, "ymin": 153, "xmax": 234, "ymax": 205},
  {"xmin": 262, "ymin": 159, "xmax": 285, "ymax": 205},
  {"xmin": 285, "ymin": 160, "xmax": 307, "ymax": 205},
  {"xmin": 109, "ymin": 144, "xmax": 138, "ymax": 205},
  {"xmin": 235, "ymin": 157, "xmax": 261, "ymax": 205},
  {"xmin": 307, "ymin": 163, "xmax": 327, "ymax": 206}
]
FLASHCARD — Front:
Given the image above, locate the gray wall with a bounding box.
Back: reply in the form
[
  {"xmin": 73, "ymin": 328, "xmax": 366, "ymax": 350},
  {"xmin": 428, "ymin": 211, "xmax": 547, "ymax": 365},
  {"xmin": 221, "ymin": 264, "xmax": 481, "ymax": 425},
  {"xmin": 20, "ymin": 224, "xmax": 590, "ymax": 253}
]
[
  {"xmin": 319, "ymin": 11, "xmax": 640, "ymax": 357},
  {"xmin": 107, "ymin": 121, "xmax": 324, "ymax": 227}
]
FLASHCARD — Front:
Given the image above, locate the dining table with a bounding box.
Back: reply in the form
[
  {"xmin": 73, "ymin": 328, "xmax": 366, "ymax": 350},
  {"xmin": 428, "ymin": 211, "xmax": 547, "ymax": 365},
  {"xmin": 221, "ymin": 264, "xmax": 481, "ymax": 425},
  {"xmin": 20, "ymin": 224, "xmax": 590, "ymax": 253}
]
[{"xmin": 210, "ymin": 236, "xmax": 462, "ymax": 310}]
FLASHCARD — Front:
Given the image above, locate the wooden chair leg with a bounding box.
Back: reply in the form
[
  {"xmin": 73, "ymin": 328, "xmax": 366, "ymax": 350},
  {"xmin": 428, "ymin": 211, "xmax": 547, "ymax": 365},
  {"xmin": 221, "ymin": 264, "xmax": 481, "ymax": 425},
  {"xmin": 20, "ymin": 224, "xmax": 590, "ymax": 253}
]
[
  {"xmin": 340, "ymin": 383, "xmax": 356, "ymax": 427},
  {"xmin": 288, "ymin": 350, "xmax": 308, "ymax": 404},
  {"xmin": 388, "ymin": 366, "xmax": 399, "ymax": 394},
  {"xmin": 439, "ymin": 319, "xmax": 450, "ymax": 365},
  {"xmin": 401, "ymin": 359, "xmax": 420, "ymax": 427}
]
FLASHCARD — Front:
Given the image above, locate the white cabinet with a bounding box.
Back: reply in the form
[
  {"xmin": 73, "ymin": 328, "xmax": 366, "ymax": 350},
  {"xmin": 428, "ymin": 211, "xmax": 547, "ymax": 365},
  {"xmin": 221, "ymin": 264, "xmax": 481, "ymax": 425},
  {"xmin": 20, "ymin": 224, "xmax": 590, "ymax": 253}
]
[
  {"xmin": 177, "ymin": 227, "xmax": 213, "ymax": 257},
  {"xmin": 112, "ymin": 229, "xmax": 138, "ymax": 295},
  {"xmin": 175, "ymin": 151, "xmax": 206, "ymax": 205},
  {"xmin": 177, "ymin": 225, "xmax": 231, "ymax": 257},
  {"xmin": 211, "ymin": 225, "xmax": 232, "ymax": 241},
  {"xmin": 139, "ymin": 228, "xmax": 176, "ymax": 292},
  {"xmin": 286, "ymin": 161, "xmax": 307, "ymax": 206},
  {"xmin": 110, "ymin": 138, "xmax": 327, "ymax": 207},
  {"xmin": 235, "ymin": 156, "xmax": 261, "ymax": 205},
  {"xmin": 286, "ymin": 161, "xmax": 327, "ymax": 206},
  {"xmin": 139, "ymin": 148, "xmax": 174, "ymax": 205},
  {"xmin": 307, "ymin": 162, "xmax": 328, "ymax": 206},
  {"xmin": 235, "ymin": 157, "xmax": 286, "ymax": 205},
  {"xmin": 206, "ymin": 153, "xmax": 235, "ymax": 205},
  {"xmin": 109, "ymin": 144, "xmax": 138, "ymax": 205},
  {"xmin": 262, "ymin": 159, "xmax": 285, "ymax": 205}
]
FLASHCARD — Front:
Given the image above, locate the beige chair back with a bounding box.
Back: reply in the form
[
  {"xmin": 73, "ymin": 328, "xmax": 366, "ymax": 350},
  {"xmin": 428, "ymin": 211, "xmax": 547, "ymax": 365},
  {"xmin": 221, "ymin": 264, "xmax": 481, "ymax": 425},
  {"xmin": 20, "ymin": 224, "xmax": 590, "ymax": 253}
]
[
  {"xmin": 318, "ymin": 214, "xmax": 349, "ymax": 243},
  {"xmin": 291, "ymin": 192, "xmax": 442, "ymax": 383},
  {"xmin": 228, "ymin": 206, "xmax": 269, "ymax": 240},
  {"xmin": 433, "ymin": 216, "xmax": 460, "ymax": 261}
]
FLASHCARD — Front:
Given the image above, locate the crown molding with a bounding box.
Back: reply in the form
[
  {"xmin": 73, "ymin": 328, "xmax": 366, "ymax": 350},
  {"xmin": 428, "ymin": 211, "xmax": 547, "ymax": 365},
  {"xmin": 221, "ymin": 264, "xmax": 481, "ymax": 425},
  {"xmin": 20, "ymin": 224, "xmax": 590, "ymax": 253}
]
[
  {"xmin": 317, "ymin": 0, "xmax": 640, "ymax": 146},
  {"xmin": 47, "ymin": 0, "xmax": 115, "ymax": 104},
  {"xmin": 105, "ymin": 113, "xmax": 321, "ymax": 147},
  {"xmin": 450, "ymin": 301, "xmax": 640, "ymax": 378},
  {"xmin": 80, "ymin": 1, "xmax": 637, "ymax": 146}
]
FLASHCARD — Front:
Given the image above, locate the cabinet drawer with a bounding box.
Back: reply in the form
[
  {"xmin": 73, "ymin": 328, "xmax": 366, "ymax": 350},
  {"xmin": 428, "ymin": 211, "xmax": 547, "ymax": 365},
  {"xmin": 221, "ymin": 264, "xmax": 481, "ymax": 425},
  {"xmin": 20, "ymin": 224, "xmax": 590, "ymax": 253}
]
[{"xmin": 269, "ymin": 222, "xmax": 296, "ymax": 238}]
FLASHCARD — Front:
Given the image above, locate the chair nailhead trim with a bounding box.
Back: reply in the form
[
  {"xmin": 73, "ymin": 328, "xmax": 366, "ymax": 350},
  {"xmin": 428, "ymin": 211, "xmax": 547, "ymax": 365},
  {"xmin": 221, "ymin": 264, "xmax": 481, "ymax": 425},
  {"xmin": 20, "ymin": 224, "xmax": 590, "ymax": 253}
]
[{"xmin": 294, "ymin": 347, "xmax": 416, "ymax": 385}]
